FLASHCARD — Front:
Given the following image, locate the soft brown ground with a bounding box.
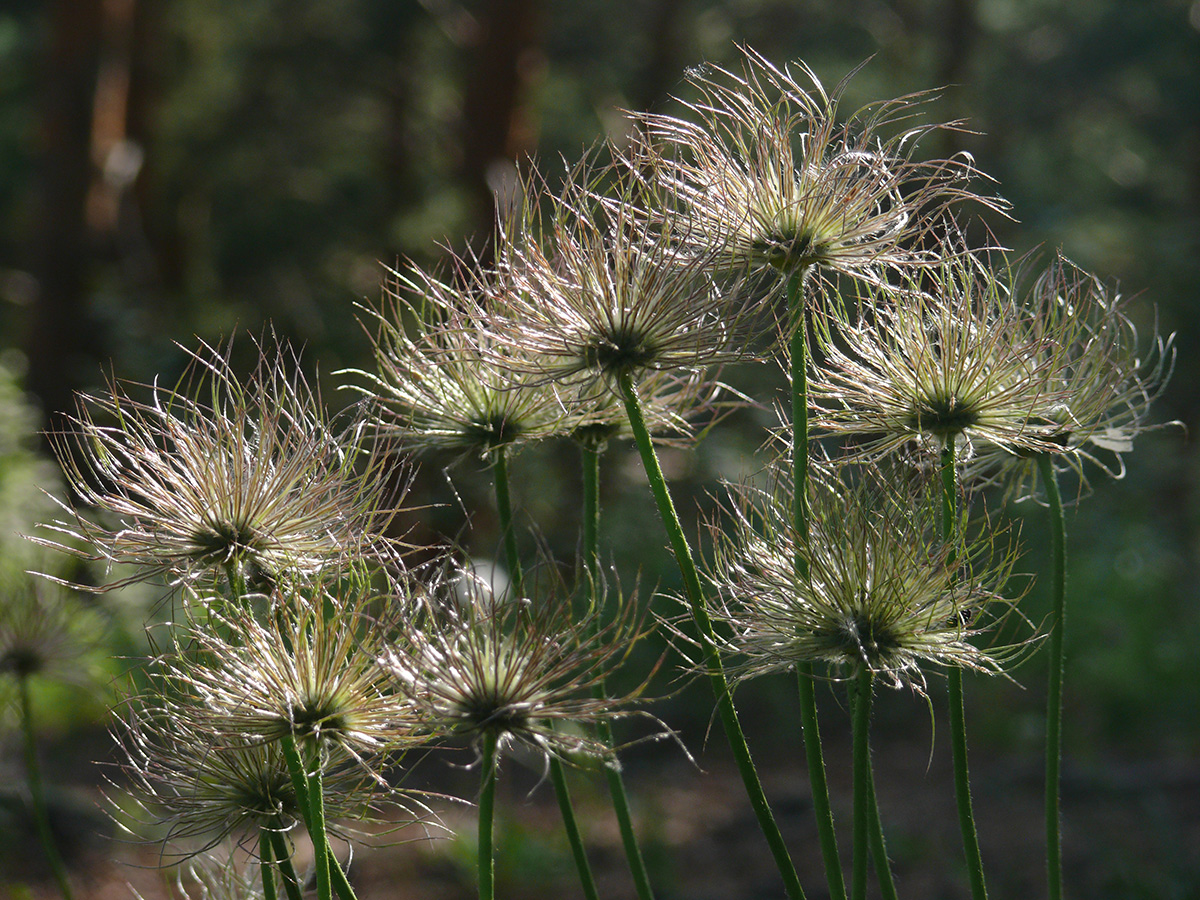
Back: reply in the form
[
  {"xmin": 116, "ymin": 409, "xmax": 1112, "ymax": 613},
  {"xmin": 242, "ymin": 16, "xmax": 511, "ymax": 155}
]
[{"xmin": 5, "ymin": 723, "xmax": 1198, "ymax": 900}]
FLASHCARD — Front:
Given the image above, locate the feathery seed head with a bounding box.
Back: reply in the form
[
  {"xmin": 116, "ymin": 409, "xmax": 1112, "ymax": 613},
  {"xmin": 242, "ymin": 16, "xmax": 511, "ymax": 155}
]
[
  {"xmin": 963, "ymin": 255, "xmax": 1176, "ymax": 498},
  {"xmin": 633, "ymin": 47, "xmax": 1004, "ymax": 284},
  {"xmin": 345, "ymin": 262, "xmax": 571, "ymax": 463},
  {"xmin": 380, "ymin": 564, "xmax": 656, "ymax": 764},
  {"xmin": 38, "ymin": 337, "xmax": 403, "ymax": 593},
  {"xmin": 706, "ymin": 463, "xmax": 1021, "ymax": 689},
  {"xmin": 162, "ymin": 579, "xmax": 423, "ymax": 765},
  {"xmin": 485, "ymin": 155, "xmax": 763, "ymax": 392},
  {"xmin": 811, "ymin": 249, "xmax": 1083, "ymax": 462}
]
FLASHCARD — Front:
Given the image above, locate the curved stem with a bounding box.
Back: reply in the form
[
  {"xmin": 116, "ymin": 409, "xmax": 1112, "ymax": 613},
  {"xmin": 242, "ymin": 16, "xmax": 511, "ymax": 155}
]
[
  {"xmin": 17, "ymin": 677, "xmax": 74, "ymax": 900},
  {"xmin": 1038, "ymin": 454, "xmax": 1067, "ymax": 900},
  {"xmin": 581, "ymin": 444, "xmax": 601, "ymax": 586},
  {"xmin": 549, "ymin": 755, "xmax": 601, "ymax": 900},
  {"xmin": 866, "ymin": 755, "xmax": 900, "ymax": 900},
  {"xmin": 492, "ymin": 456, "xmax": 600, "ymax": 899},
  {"xmin": 941, "ymin": 437, "xmax": 988, "ymax": 900},
  {"xmin": 581, "ymin": 443, "xmax": 657, "ymax": 900},
  {"xmin": 492, "ymin": 451, "xmax": 523, "ymax": 599},
  {"xmin": 478, "ymin": 731, "xmax": 499, "ymax": 900},
  {"xmin": 267, "ymin": 827, "xmax": 306, "ymax": 900},
  {"xmin": 618, "ymin": 370, "xmax": 806, "ymax": 900},
  {"xmin": 788, "ymin": 267, "xmax": 847, "ymax": 900},
  {"xmin": 260, "ymin": 829, "xmax": 279, "ymax": 900},
  {"xmin": 851, "ymin": 668, "xmax": 873, "ymax": 900}
]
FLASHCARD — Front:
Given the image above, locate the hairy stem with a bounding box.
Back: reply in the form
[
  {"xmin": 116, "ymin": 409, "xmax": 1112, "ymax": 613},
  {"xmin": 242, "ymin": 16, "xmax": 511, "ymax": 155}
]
[
  {"xmin": 492, "ymin": 450, "xmax": 523, "ymax": 599},
  {"xmin": 549, "ymin": 755, "xmax": 601, "ymax": 900},
  {"xmin": 1038, "ymin": 454, "xmax": 1067, "ymax": 900},
  {"xmin": 478, "ymin": 731, "xmax": 499, "ymax": 900},
  {"xmin": 260, "ymin": 829, "xmax": 279, "ymax": 900},
  {"xmin": 618, "ymin": 370, "xmax": 805, "ymax": 900},
  {"xmin": 266, "ymin": 827, "xmax": 306, "ymax": 900},
  {"xmin": 18, "ymin": 676, "xmax": 74, "ymax": 900},
  {"xmin": 867, "ymin": 754, "xmax": 900, "ymax": 900},
  {"xmin": 941, "ymin": 437, "xmax": 988, "ymax": 900},
  {"xmin": 851, "ymin": 668, "xmax": 873, "ymax": 900},
  {"xmin": 789, "ymin": 267, "xmax": 847, "ymax": 900},
  {"xmin": 582, "ymin": 443, "xmax": 657, "ymax": 900}
]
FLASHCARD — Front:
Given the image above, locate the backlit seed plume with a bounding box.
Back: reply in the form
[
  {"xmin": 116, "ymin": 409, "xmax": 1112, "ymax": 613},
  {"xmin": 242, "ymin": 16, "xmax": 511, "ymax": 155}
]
[
  {"xmin": 164, "ymin": 578, "xmax": 424, "ymax": 772},
  {"xmin": 0, "ymin": 577, "xmax": 101, "ymax": 684},
  {"xmin": 379, "ymin": 564, "xmax": 660, "ymax": 765},
  {"xmin": 632, "ymin": 46, "xmax": 1003, "ymax": 282},
  {"xmin": 37, "ymin": 337, "xmax": 403, "ymax": 592},
  {"xmin": 484, "ymin": 155, "xmax": 763, "ymax": 392},
  {"xmin": 115, "ymin": 696, "xmax": 376, "ymax": 859},
  {"xmin": 344, "ymin": 261, "xmax": 571, "ymax": 463},
  {"xmin": 811, "ymin": 248, "xmax": 1094, "ymax": 463},
  {"xmin": 962, "ymin": 256, "xmax": 1176, "ymax": 499},
  {"xmin": 706, "ymin": 463, "xmax": 1021, "ymax": 690}
]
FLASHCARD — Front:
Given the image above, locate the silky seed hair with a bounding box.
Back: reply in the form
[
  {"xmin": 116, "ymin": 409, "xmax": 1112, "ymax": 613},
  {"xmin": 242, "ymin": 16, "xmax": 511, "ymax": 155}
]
[
  {"xmin": 344, "ymin": 260, "xmax": 572, "ymax": 464},
  {"xmin": 379, "ymin": 562, "xmax": 662, "ymax": 766},
  {"xmin": 481, "ymin": 153, "xmax": 765, "ymax": 394},
  {"xmin": 704, "ymin": 460, "xmax": 1023, "ymax": 691},
  {"xmin": 38, "ymin": 336, "xmax": 403, "ymax": 593},
  {"xmin": 810, "ymin": 246, "xmax": 1093, "ymax": 464},
  {"xmin": 631, "ymin": 46, "xmax": 1004, "ymax": 285},
  {"xmin": 960, "ymin": 255, "xmax": 1176, "ymax": 500}
]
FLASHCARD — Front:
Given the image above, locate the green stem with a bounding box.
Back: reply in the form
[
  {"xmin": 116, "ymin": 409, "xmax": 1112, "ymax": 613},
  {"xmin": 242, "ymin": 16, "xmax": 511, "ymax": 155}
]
[
  {"xmin": 260, "ymin": 830, "xmax": 279, "ymax": 900},
  {"xmin": 850, "ymin": 668, "xmax": 873, "ymax": 900},
  {"xmin": 281, "ymin": 735, "xmax": 331, "ymax": 900},
  {"xmin": 788, "ymin": 267, "xmax": 811, "ymax": 553},
  {"xmin": 17, "ymin": 676, "xmax": 74, "ymax": 900},
  {"xmin": 492, "ymin": 456, "xmax": 600, "ymax": 900},
  {"xmin": 549, "ymin": 755, "xmax": 601, "ymax": 900},
  {"xmin": 788, "ymin": 267, "xmax": 847, "ymax": 900},
  {"xmin": 581, "ymin": 443, "xmax": 657, "ymax": 900},
  {"xmin": 582, "ymin": 443, "xmax": 601, "ymax": 585},
  {"xmin": 267, "ymin": 828, "xmax": 306, "ymax": 900},
  {"xmin": 941, "ymin": 437, "xmax": 988, "ymax": 900},
  {"xmin": 866, "ymin": 755, "xmax": 900, "ymax": 900},
  {"xmin": 492, "ymin": 451, "xmax": 524, "ymax": 599},
  {"xmin": 1038, "ymin": 454, "xmax": 1066, "ymax": 900},
  {"xmin": 617, "ymin": 370, "xmax": 805, "ymax": 900},
  {"xmin": 796, "ymin": 667, "xmax": 846, "ymax": 900},
  {"xmin": 478, "ymin": 731, "xmax": 499, "ymax": 900}
]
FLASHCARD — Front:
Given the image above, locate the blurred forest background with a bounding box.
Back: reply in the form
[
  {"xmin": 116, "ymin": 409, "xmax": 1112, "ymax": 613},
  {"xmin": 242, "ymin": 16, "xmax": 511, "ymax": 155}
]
[{"xmin": 1, "ymin": 0, "xmax": 1199, "ymax": 897}]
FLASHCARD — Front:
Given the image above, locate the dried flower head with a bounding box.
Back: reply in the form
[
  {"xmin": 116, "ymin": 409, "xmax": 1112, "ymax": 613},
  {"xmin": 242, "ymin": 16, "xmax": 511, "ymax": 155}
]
[
  {"xmin": 380, "ymin": 564, "xmax": 659, "ymax": 765},
  {"xmin": 484, "ymin": 156, "xmax": 762, "ymax": 393},
  {"xmin": 633, "ymin": 47, "xmax": 1002, "ymax": 282},
  {"xmin": 37, "ymin": 337, "xmax": 403, "ymax": 592},
  {"xmin": 344, "ymin": 261, "xmax": 571, "ymax": 463},
  {"xmin": 706, "ymin": 463, "xmax": 1021, "ymax": 690},
  {"xmin": 811, "ymin": 249, "xmax": 1092, "ymax": 463},
  {"xmin": 161, "ymin": 578, "xmax": 423, "ymax": 774},
  {"xmin": 0, "ymin": 578, "xmax": 101, "ymax": 684},
  {"xmin": 115, "ymin": 698, "xmax": 375, "ymax": 859},
  {"xmin": 962, "ymin": 256, "xmax": 1176, "ymax": 498}
]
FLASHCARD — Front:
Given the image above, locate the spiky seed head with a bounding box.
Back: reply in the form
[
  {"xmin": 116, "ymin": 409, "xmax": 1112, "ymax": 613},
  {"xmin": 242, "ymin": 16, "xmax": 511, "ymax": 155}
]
[
  {"xmin": 705, "ymin": 462, "xmax": 1022, "ymax": 690},
  {"xmin": 0, "ymin": 577, "xmax": 100, "ymax": 683},
  {"xmin": 114, "ymin": 697, "xmax": 375, "ymax": 858},
  {"xmin": 811, "ymin": 248, "xmax": 1094, "ymax": 463},
  {"xmin": 161, "ymin": 578, "xmax": 424, "ymax": 769},
  {"xmin": 343, "ymin": 261, "xmax": 572, "ymax": 463},
  {"xmin": 481, "ymin": 155, "xmax": 764, "ymax": 392},
  {"xmin": 380, "ymin": 564, "xmax": 658, "ymax": 765},
  {"xmin": 37, "ymin": 336, "xmax": 405, "ymax": 593},
  {"xmin": 632, "ymin": 46, "xmax": 1004, "ymax": 284},
  {"xmin": 961, "ymin": 255, "xmax": 1177, "ymax": 499}
]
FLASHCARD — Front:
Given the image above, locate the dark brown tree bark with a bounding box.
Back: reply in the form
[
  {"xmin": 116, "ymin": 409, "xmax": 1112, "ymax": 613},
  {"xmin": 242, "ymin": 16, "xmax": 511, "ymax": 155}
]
[
  {"xmin": 459, "ymin": 0, "xmax": 546, "ymax": 247},
  {"xmin": 25, "ymin": 0, "xmax": 106, "ymax": 434}
]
